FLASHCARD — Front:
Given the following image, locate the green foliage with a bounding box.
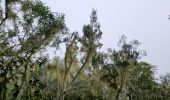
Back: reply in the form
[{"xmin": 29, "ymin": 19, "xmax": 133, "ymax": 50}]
[
  {"xmin": 0, "ymin": 0, "xmax": 169, "ymax": 100},
  {"xmin": 0, "ymin": 0, "xmax": 65, "ymax": 99}
]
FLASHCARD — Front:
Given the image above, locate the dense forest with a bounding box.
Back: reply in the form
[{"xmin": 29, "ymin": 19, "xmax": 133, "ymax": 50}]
[{"xmin": 0, "ymin": 0, "xmax": 170, "ymax": 100}]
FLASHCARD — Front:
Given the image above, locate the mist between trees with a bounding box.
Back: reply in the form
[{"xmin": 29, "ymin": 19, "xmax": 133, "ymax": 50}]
[{"xmin": 0, "ymin": 0, "xmax": 170, "ymax": 100}]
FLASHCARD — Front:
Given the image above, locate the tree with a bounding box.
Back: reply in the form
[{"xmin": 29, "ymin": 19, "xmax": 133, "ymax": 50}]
[
  {"xmin": 101, "ymin": 35, "xmax": 149, "ymax": 100},
  {"xmin": 128, "ymin": 62, "xmax": 156, "ymax": 100},
  {"xmin": 80, "ymin": 9, "xmax": 103, "ymax": 72},
  {"xmin": 0, "ymin": 0, "xmax": 66, "ymax": 99},
  {"xmin": 0, "ymin": 1, "xmax": 169, "ymax": 99}
]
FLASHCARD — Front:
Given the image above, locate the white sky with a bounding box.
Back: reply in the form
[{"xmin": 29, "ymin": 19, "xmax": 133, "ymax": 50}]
[{"xmin": 42, "ymin": 0, "xmax": 170, "ymax": 77}]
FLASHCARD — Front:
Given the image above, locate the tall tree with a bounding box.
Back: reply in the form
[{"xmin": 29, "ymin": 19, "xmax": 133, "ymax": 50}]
[
  {"xmin": 80, "ymin": 9, "xmax": 103, "ymax": 72},
  {"xmin": 0, "ymin": 0, "xmax": 66, "ymax": 99},
  {"xmin": 101, "ymin": 35, "xmax": 148, "ymax": 100}
]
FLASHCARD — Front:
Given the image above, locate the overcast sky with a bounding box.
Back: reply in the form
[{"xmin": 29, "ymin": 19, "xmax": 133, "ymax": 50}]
[{"xmin": 41, "ymin": 0, "xmax": 170, "ymax": 77}]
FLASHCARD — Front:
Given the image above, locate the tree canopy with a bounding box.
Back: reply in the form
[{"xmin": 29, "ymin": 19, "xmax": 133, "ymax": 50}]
[{"xmin": 0, "ymin": 0, "xmax": 169, "ymax": 100}]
